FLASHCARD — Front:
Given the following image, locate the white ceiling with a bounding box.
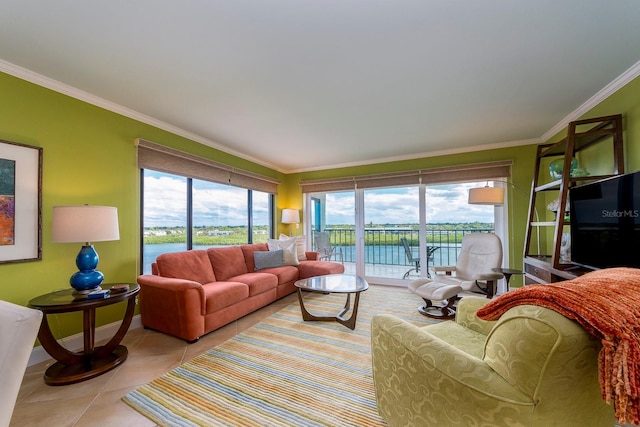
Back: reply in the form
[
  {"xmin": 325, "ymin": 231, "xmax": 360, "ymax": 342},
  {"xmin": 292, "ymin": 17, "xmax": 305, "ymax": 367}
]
[{"xmin": 1, "ymin": 1, "xmax": 640, "ymax": 173}]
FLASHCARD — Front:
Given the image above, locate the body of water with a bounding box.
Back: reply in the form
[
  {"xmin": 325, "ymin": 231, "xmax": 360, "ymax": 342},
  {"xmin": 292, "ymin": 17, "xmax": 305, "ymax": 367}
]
[{"xmin": 142, "ymin": 243, "xmax": 462, "ymax": 274}]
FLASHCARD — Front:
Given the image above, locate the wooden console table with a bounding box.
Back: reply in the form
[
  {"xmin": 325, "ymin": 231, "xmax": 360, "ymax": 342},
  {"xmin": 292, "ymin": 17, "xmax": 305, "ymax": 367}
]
[{"xmin": 28, "ymin": 283, "xmax": 139, "ymax": 386}]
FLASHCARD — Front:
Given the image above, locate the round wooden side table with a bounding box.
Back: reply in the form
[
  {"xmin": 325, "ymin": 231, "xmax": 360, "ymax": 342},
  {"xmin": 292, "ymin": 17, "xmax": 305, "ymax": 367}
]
[
  {"xmin": 492, "ymin": 268, "xmax": 524, "ymax": 291},
  {"xmin": 28, "ymin": 283, "xmax": 139, "ymax": 386}
]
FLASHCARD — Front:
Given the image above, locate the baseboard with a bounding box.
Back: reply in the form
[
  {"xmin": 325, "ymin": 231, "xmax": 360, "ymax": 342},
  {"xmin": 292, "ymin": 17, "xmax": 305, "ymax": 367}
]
[{"xmin": 28, "ymin": 314, "xmax": 143, "ymax": 367}]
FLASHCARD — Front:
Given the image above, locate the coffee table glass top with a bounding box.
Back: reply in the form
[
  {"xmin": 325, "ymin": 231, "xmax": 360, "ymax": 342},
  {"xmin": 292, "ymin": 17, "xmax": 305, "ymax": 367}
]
[{"xmin": 295, "ymin": 274, "xmax": 368, "ymax": 293}]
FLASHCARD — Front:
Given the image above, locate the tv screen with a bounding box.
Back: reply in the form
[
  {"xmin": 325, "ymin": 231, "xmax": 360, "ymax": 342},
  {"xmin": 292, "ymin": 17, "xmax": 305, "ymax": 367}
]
[{"xmin": 569, "ymin": 170, "xmax": 640, "ymax": 270}]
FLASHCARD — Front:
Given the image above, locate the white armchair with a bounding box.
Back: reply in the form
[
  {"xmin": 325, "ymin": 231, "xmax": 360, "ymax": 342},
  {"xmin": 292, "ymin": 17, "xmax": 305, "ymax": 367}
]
[
  {"xmin": 432, "ymin": 232, "xmax": 504, "ymax": 298},
  {"xmin": 0, "ymin": 300, "xmax": 42, "ymax": 427},
  {"xmin": 409, "ymin": 233, "xmax": 504, "ymax": 319}
]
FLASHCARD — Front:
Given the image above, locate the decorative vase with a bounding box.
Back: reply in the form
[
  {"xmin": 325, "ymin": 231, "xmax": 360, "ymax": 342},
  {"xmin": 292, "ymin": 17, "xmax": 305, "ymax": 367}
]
[{"xmin": 549, "ymin": 158, "xmax": 578, "ymax": 180}]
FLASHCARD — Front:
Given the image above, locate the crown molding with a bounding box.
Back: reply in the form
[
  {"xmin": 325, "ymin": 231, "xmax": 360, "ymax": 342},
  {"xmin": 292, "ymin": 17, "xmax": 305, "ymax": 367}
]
[
  {"xmin": 2, "ymin": 57, "xmax": 639, "ymax": 174},
  {"xmin": 542, "ymin": 59, "xmax": 640, "ymax": 142},
  {"xmin": 286, "ymin": 138, "xmax": 542, "ymax": 174},
  {"xmin": 0, "ymin": 59, "xmax": 282, "ymax": 172}
]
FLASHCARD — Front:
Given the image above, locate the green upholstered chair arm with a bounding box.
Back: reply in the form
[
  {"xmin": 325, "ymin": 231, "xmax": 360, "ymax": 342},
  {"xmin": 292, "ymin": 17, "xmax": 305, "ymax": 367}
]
[
  {"xmin": 455, "ymin": 296, "xmax": 496, "ymax": 336},
  {"xmin": 371, "ymin": 314, "xmax": 532, "ymax": 427}
]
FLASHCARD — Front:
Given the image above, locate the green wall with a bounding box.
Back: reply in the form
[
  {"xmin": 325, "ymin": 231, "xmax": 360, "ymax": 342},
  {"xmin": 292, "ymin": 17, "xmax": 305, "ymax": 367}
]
[
  {"xmin": 0, "ymin": 72, "xmax": 283, "ymax": 339},
  {"xmin": 283, "ymin": 73, "xmax": 640, "ymax": 287},
  {"xmin": 286, "ymin": 144, "xmax": 538, "ymax": 285},
  {"xmin": 1, "ymin": 68, "xmax": 639, "ymax": 341}
]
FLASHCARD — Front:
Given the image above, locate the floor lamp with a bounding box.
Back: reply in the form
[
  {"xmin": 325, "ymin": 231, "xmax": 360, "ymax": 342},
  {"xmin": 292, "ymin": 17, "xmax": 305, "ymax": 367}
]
[{"xmin": 468, "ymin": 181, "xmax": 541, "ymax": 283}]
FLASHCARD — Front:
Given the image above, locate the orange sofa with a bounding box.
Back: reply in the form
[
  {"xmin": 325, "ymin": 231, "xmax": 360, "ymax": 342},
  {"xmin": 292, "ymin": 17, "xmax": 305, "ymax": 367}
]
[{"xmin": 137, "ymin": 243, "xmax": 344, "ymax": 342}]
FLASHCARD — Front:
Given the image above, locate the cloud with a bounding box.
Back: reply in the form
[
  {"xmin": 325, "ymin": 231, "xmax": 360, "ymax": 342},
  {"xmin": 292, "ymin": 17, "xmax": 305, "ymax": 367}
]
[
  {"xmin": 143, "ymin": 175, "xmax": 187, "ymax": 227},
  {"xmin": 144, "ymin": 170, "xmax": 495, "ymax": 228},
  {"xmin": 144, "ymin": 172, "xmax": 270, "ymax": 227},
  {"xmin": 324, "ymin": 183, "xmax": 495, "ymax": 225}
]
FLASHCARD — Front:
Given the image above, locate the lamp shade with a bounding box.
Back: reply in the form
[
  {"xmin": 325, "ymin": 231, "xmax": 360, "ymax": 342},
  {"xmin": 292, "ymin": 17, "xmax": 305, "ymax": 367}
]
[
  {"xmin": 468, "ymin": 186, "xmax": 505, "ymax": 205},
  {"xmin": 52, "ymin": 205, "xmax": 120, "ymax": 243},
  {"xmin": 281, "ymin": 208, "xmax": 300, "ymax": 224}
]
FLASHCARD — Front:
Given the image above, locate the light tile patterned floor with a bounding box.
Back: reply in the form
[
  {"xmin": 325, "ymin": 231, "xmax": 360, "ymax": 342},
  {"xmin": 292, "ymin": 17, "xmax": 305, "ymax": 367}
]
[
  {"xmin": 10, "ymin": 293, "xmax": 297, "ymax": 427},
  {"xmin": 11, "ymin": 284, "xmax": 627, "ymax": 427}
]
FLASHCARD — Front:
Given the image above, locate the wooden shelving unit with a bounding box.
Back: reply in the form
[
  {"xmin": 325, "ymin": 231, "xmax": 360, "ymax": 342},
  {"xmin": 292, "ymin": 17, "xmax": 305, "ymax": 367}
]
[{"xmin": 523, "ymin": 114, "xmax": 624, "ymax": 284}]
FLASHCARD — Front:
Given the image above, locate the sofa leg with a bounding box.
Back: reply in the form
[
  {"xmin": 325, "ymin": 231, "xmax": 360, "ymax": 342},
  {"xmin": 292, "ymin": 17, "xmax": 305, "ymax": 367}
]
[{"xmin": 187, "ymin": 337, "xmax": 200, "ymax": 344}]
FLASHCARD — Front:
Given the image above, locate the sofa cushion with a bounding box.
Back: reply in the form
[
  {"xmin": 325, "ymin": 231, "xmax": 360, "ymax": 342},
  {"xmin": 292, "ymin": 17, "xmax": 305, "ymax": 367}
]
[
  {"xmin": 254, "ymin": 250, "xmax": 284, "ymax": 270},
  {"xmin": 208, "ymin": 246, "xmax": 248, "ymax": 281},
  {"xmin": 203, "ymin": 281, "xmax": 249, "ymax": 313},
  {"xmin": 241, "ymin": 243, "xmax": 269, "ymax": 272},
  {"xmin": 155, "ymin": 250, "xmax": 216, "ymax": 284},
  {"xmin": 297, "ymin": 260, "xmax": 345, "ymax": 279},
  {"xmin": 267, "ymin": 238, "xmax": 299, "ymax": 266},
  {"xmin": 279, "ymin": 233, "xmax": 307, "ymax": 261},
  {"xmin": 227, "ymin": 272, "xmax": 278, "ymax": 296},
  {"xmin": 254, "ymin": 265, "xmax": 299, "ymax": 286}
]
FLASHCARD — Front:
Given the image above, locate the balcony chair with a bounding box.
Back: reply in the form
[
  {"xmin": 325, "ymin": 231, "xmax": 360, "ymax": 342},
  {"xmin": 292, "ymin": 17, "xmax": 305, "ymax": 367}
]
[
  {"xmin": 0, "ymin": 300, "xmax": 43, "ymax": 427},
  {"xmin": 400, "ymin": 237, "xmax": 420, "ymax": 279},
  {"xmin": 408, "ymin": 233, "xmax": 503, "ymax": 319},
  {"xmin": 314, "ymin": 231, "xmax": 343, "ymax": 263},
  {"xmin": 401, "ymin": 238, "xmax": 439, "ymax": 279},
  {"xmin": 371, "ymin": 296, "xmax": 614, "ymax": 426}
]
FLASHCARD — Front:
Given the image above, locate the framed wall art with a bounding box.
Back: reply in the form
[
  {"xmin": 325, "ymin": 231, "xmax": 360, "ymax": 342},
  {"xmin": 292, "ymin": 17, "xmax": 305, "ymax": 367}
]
[{"xmin": 0, "ymin": 139, "xmax": 42, "ymax": 263}]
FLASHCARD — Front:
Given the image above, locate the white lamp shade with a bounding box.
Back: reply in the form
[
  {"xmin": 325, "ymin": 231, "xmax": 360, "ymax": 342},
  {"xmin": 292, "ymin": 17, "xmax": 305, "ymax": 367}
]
[
  {"xmin": 281, "ymin": 208, "xmax": 300, "ymax": 224},
  {"xmin": 52, "ymin": 205, "xmax": 120, "ymax": 243},
  {"xmin": 468, "ymin": 186, "xmax": 505, "ymax": 205}
]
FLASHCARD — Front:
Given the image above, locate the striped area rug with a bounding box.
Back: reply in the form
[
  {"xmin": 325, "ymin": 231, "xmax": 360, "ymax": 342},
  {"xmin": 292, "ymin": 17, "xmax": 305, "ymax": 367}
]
[{"xmin": 123, "ymin": 284, "xmax": 439, "ymax": 426}]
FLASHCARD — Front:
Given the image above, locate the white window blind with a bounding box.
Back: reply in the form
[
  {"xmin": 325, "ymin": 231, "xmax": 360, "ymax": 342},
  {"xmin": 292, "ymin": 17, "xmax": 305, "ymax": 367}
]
[
  {"xmin": 299, "ymin": 161, "xmax": 512, "ymax": 193},
  {"xmin": 135, "ymin": 139, "xmax": 280, "ymax": 194}
]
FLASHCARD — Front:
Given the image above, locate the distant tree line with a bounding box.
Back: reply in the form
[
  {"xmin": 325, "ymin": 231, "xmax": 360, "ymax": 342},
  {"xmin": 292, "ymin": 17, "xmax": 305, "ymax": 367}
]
[{"xmin": 143, "ymin": 223, "xmax": 493, "ymax": 246}]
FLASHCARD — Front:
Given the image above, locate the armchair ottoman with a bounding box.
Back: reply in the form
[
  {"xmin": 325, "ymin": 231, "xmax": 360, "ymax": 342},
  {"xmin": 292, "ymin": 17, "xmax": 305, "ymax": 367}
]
[
  {"xmin": 408, "ymin": 232, "xmax": 504, "ymax": 319},
  {"xmin": 407, "ymin": 279, "xmax": 461, "ymax": 319}
]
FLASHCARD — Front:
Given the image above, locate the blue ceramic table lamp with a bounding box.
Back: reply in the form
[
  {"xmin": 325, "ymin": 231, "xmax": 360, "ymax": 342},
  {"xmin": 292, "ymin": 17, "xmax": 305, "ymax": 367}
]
[{"xmin": 52, "ymin": 205, "xmax": 120, "ymax": 294}]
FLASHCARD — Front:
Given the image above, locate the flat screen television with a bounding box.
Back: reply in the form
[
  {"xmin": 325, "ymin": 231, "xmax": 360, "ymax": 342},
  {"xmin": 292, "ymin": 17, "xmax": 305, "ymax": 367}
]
[{"xmin": 569, "ymin": 170, "xmax": 640, "ymax": 270}]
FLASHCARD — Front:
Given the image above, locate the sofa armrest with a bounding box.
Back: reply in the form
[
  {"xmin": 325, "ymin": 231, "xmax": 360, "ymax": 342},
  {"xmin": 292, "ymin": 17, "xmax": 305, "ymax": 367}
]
[
  {"xmin": 455, "ymin": 296, "xmax": 495, "ymax": 336},
  {"xmin": 136, "ymin": 275, "xmax": 207, "ymax": 341},
  {"xmin": 137, "ymin": 274, "xmax": 201, "ymax": 288},
  {"xmin": 371, "ymin": 314, "xmax": 531, "ymax": 426},
  {"xmin": 137, "ymin": 275, "xmax": 206, "ymax": 312},
  {"xmin": 305, "ymin": 251, "xmax": 320, "ymax": 261}
]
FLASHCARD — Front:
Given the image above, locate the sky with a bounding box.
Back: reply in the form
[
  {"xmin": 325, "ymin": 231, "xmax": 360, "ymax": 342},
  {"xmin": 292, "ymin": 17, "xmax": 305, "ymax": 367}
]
[{"xmin": 143, "ymin": 170, "xmax": 496, "ymax": 227}]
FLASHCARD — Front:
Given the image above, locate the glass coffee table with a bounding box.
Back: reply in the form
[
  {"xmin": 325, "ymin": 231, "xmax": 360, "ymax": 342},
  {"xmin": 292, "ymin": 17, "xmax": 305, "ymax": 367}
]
[{"xmin": 294, "ymin": 274, "xmax": 369, "ymax": 330}]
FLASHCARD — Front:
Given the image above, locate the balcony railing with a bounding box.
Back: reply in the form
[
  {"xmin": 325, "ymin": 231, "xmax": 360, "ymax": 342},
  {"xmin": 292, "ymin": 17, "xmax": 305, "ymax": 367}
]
[{"xmin": 313, "ymin": 227, "xmax": 494, "ymax": 269}]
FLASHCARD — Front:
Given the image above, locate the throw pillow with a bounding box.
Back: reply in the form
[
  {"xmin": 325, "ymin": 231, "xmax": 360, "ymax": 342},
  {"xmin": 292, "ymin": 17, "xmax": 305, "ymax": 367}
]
[
  {"xmin": 254, "ymin": 250, "xmax": 284, "ymax": 270},
  {"xmin": 279, "ymin": 233, "xmax": 307, "ymax": 261},
  {"xmin": 267, "ymin": 238, "xmax": 300, "ymax": 266}
]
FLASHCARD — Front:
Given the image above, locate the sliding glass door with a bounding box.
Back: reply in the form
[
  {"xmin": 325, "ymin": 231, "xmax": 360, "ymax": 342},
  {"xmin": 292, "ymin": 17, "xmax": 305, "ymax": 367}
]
[
  {"xmin": 305, "ymin": 180, "xmax": 502, "ymax": 286},
  {"xmin": 363, "ymin": 186, "xmax": 420, "ymax": 280},
  {"xmin": 309, "ymin": 191, "xmax": 355, "ymax": 272}
]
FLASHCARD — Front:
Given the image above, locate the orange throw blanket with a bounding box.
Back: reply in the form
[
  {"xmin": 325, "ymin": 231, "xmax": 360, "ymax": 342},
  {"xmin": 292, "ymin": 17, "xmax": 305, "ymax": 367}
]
[{"xmin": 477, "ymin": 267, "xmax": 640, "ymax": 425}]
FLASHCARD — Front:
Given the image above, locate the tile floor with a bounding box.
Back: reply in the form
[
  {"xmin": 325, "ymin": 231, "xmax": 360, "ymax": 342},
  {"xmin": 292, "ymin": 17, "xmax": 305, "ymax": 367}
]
[{"xmin": 10, "ymin": 293, "xmax": 298, "ymax": 427}]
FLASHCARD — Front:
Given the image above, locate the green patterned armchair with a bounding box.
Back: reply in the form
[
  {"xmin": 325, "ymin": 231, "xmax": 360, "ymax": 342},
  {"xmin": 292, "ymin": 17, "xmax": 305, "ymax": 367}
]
[{"xmin": 371, "ymin": 296, "xmax": 614, "ymax": 426}]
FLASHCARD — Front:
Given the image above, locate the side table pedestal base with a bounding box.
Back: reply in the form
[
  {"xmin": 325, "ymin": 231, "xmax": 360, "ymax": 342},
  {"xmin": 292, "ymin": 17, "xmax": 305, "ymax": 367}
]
[{"xmin": 44, "ymin": 345, "xmax": 128, "ymax": 386}]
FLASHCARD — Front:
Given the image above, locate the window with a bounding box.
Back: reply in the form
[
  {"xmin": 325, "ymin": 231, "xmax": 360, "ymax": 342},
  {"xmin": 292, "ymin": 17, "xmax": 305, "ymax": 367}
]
[
  {"xmin": 137, "ymin": 139, "xmax": 279, "ymax": 274},
  {"xmin": 141, "ymin": 170, "xmax": 274, "ymax": 274},
  {"xmin": 300, "ymin": 162, "xmax": 511, "ymax": 286}
]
